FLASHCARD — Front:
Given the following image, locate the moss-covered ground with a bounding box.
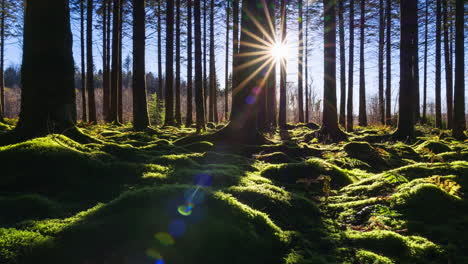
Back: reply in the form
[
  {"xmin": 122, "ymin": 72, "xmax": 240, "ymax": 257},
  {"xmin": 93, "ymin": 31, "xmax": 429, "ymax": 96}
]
[{"xmin": 0, "ymin": 121, "xmax": 467, "ymax": 264}]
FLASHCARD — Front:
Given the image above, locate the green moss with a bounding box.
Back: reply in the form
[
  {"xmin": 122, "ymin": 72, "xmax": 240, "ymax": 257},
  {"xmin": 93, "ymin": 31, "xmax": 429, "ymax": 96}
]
[
  {"xmin": 355, "ymin": 249, "xmax": 395, "ymax": 264},
  {"xmin": 261, "ymin": 158, "xmax": 353, "ymax": 188},
  {"xmin": 347, "ymin": 230, "xmax": 443, "ymax": 263},
  {"xmin": 255, "ymin": 152, "xmax": 293, "ymax": 164},
  {"xmin": 0, "ymin": 195, "xmax": 61, "ymax": 225},
  {"xmin": 0, "ymin": 228, "xmax": 53, "ymax": 264},
  {"xmin": 415, "ymin": 140, "xmax": 452, "ymax": 154},
  {"xmin": 21, "ymin": 185, "xmax": 291, "ymax": 264},
  {"xmin": 343, "ymin": 142, "xmax": 387, "ymax": 170},
  {"xmin": 385, "ymin": 161, "xmax": 468, "ymax": 180},
  {"xmin": 180, "ymin": 141, "xmax": 214, "ymax": 152}
]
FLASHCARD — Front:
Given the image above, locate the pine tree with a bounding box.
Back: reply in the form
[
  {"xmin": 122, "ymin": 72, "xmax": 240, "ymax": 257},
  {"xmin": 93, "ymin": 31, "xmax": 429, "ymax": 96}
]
[
  {"xmin": 175, "ymin": 0, "xmax": 181, "ymax": 125},
  {"xmin": 87, "ymin": 0, "xmax": 97, "ymax": 123},
  {"xmin": 186, "ymin": 0, "xmax": 194, "ymax": 127},
  {"xmin": 297, "ymin": 0, "xmax": 304, "ymax": 123},
  {"xmin": 452, "ymin": 0, "xmax": 465, "ymax": 139},
  {"xmin": 347, "ymin": 0, "xmax": 355, "ymax": 131},
  {"xmin": 278, "ymin": 0, "xmax": 287, "ymax": 128},
  {"xmin": 194, "ymin": 0, "xmax": 205, "ymax": 132},
  {"xmin": 358, "ymin": 0, "xmax": 367, "ymax": 126},
  {"xmin": 338, "ymin": 0, "xmax": 346, "ymax": 127},
  {"xmin": 164, "ymin": 0, "xmax": 175, "ymax": 126},
  {"xmin": 435, "ymin": 0, "xmax": 442, "ymax": 128}
]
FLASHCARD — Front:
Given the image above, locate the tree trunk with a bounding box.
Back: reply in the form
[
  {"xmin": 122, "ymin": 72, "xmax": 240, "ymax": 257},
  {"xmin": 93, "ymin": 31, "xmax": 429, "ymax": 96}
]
[
  {"xmin": 297, "ymin": 0, "xmax": 304, "ymax": 123},
  {"xmin": 443, "ymin": 0, "xmax": 453, "ymax": 129},
  {"xmin": 278, "ymin": 0, "xmax": 287, "ymax": 128},
  {"xmin": 435, "ymin": 0, "xmax": 442, "ymax": 128},
  {"xmin": 157, "ymin": 0, "xmax": 163, "ymax": 104},
  {"xmin": 230, "ymin": 0, "xmax": 239, "ymax": 122},
  {"xmin": 224, "ymin": 0, "xmax": 229, "ymax": 121},
  {"xmin": 378, "ymin": 0, "xmax": 384, "ymax": 125},
  {"xmin": 322, "ymin": 0, "xmax": 346, "ymax": 141},
  {"xmin": 452, "ymin": 0, "xmax": 465, "ymax": 139},
  {"xmin": 209, "ymin": 0, "xmax": 217, "ymax": 123},
  {"xmin": 358, "ymin": 0, "xmax": 367, "ymax": 126},
  {"xmin": 422, "ymin": 0, "xmax": 428, "ymax": 122},
  {"xmin": 385, "ymin": 0, "xmax": 391, "ymax": 125},
  {"xmin": 304, "ymin": 1, "xmax": 309, "ymax": 123},
  {"xmin": 186, "ymin": 0, "xmax": 193, "ymax": 127},
  {"xmin": 194, "ymin": 0, "xmax": 205, "ymax": 131},
  {"xmin": 110, "ymin": 0, "xmax": 121, "ymax": 123},
  {"xmin": 338, "ymin": 0, "xmax": 346, "ymax": 127},
  {"xmin": 132, "ymin": 0, "xmax": 149, "ymax": 130},
  {"xmin": 203, "ymin": 0, "xmax": 208, "ymax": 120},
  {"xmin": 80, "ymin": 0, "xmax": 87, "ymax": 122},
  {"xmin": 347, "ymin": 0, "xmax": 354, "ymax": 131},
  {"xmin": 102, "ymin": 0, "xmax": 109, "ymax": 122},
  {"xmin": 175, "ymin": 0, "xmax": 181, "ymax": 125},
  {"xmin": 87, "ymin": 0, "xmax": 97, "ymax": 123},
  {"xmin": 164, "ymin": 0, "xmax": 175, "ymax": 126},
  {"xmin": 117, "ymin": 1, "xmax": 123, "ymax": 122},
  {"xmin": 0, "ymin": 0, "xmax": 4, "ymax": 121},
  {"xmin": 394, "ymin": 0, "xmax": 417, "ymax": 139},
  {"xmin": 265, "ymin": 0, "xmax": 276, "ymax": 127},
  {"xmin": 413, "ymin": 21, "xmax": 420, "ymax": 123},
  {"xmin": 16, "ymin": 0, "xmax": 76, "ymax": 138}
]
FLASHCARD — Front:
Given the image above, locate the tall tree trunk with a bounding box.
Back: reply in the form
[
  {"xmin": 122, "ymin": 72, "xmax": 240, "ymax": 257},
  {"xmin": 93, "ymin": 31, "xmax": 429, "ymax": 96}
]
[
  {"xmin": 378, "ymin": 0, "xmax": 385, "ymax": 124},
  {"xmin": 194, "ymin": 0, "xmax": 205, "ymax": 132},
  {"xmin": 110, "ymin": 0, "xmax": 121, "ymax": 123},
  {"xmin": 347, "ymin": 0, "xmax": 355, "ymax": 131},
  {"xmin": 443, "ymin": 0, "xmax": 453, "ymax": 129},
  {"xmin": 186, "ymin": 0, "xmax": 193, "ymax": 127},
  {"xmin": 224, "ymin": 0, "xmax": 230, "ymax": 121},
  {"xmin": 231, "ymin": 0, "xmax": 239, "ymax": 122},
  {"xmin": 0, "ymin": 0, "xmax": 3, "ymax": 121},
  {"xmin": 452, "ymin": 0, "xmax": 465, "ymax": 139},
  {"xmin": 278, "ymin": 0, "xmax": 287, "ymax": 128},
  {"xmin": 297, "ymin": 0, "xmax": 304, "ymax": 123},
  {"xmin": 385, "ymin": 0, "xmax": 391, "ymax": 125},
  {"xmin": 413, "ymin": 20, "xmax": 420, "ymax": 122},
  {"xmin": 87, "ymin": 0, "xmax": 97, "ymax": 123},
  {"xmin": 117, "ymin": 1, "xmax": 123, "ymax": 122},
  {"xmin": 203, "ymin": 0, "xmax": 208, "ymax": 120},
  {"xmin": 106, "ymin": 0, "xmax": 111, "ymax": 121},
  {"xmin": 265, "ymin": 0, "xmax": 276, "ymax": 127},
  {"xmin": 16, "ymin": 0, "xmax": 76, "ymax": 138},
  {"xmin": 209, "ymin": 0, "xmax": 217, "ymax": 123},
  {"xmin": 132, "ymin": 0, "xmax": 149, "ymax": 130},
  {"xmin": 435, "ymin": 0, "xmax": 442, "ymax": 128},
  {"xmin": 157, "ymin": 0, "xmax": 163, "ymax": 103},
  {"xmin": 322, "ymin": 0, "xmax": 346, "ymax": 141},
  {"xmin": 304, "ymin": 1, "xmax": 309, "ymax": 123},
  {"xmin": 164, "ymin": 0, "xmax": 175, "ymax": 126},
  {"xmin": 358, "ymin": 0, "xmax": 367, "ymax": 126},
  {"xmin": 80, "ymin": 0, "xmax": 87, "ymax": 122},
  {"xmin": 338, "ymin": 0, "xmax": 346, "ymax": 127},
  {"xmin": 422, "ymin": 0, "xmax": 428, "ymax": 122},
  {"xmin": 102, "ymin": 0, "xmax": 109, "ymax": 122},
  {"xmin": 394, "ymin": 0, "xmax": 417, "ymax": 139},
  {"xmin": 175, "ymin": 0, "xmax": 181, "ymax": 125}
]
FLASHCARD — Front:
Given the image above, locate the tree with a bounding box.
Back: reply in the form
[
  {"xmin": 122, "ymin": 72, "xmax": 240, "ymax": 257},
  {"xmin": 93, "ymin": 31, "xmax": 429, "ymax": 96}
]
[
  {"xmin": 358, "ymin": 0, "xmax": 367, "ymax": 126},
  {"xmin": 338, "ymin": 0, "xmax": 346, "ymax": 127},
  {"xmin": 175, "ymin": 0, "xmax": 181, "ymax": 125},
  {"xmin": 102, "ymin": 0, "xmax": 110, "ymax": 122},
  {"xmin": 278, "ymin": 0, "xmax": 287, "ymax": 128},
  {"xmin": 132, "ymin": 0, "xmax": 150, "ymax": 130},
  {"xmin": 393, "ymin": 0, "xmax": 417, "ymax": 139},
  {"xmin": 435, "ymin": 0, "xmax": 442, "ymax": 128},
  {"xmin": 347, "ymin": 0, "xmax": 355, "ymax": 131},
  {"xmin": 209, "ymin": 0, "xmax": 217, "ymax": 123},
  {"xmin": 231, "ymin": 0, "xmax": 239, "ymax": 123},
  {"xmin": 80, "ymin": 0, "xmax": 87, "ymax": 122},
  {"xmin": 203, "ymin": 0, "xmax": 208, "ymax": 119},
  {"xmin": 422, "ymin": 0, "xmax": 428, "ymax": 122},
  {"xmin": 443, "ymin": 0, "xmax": 453, "ymax": 129},
  {"xmin": 110, "ymin": 0, "xmax": 121, "ymax": 123},
  {"xmin": 224, "ymin": 0, "xmax": 229, "ymax": 121},
  {"xmin": 117, "ymin": 1, "xmax": 123, "ymax": 122},
  {"xmin": 304, "ymin": 1, "xmax": 309, "ymax": 123},
  {"xmin": 15, "ymin": 0, "xmax": 76, "ymax": 138},
  {"xmin": 186, "ymin": 0, "xmax": 193, "ymax": 127},
  {"xmin": 164, "ymin": 0, "xmax": 175, "ymax": 126},
  {"xmin": 87, "ymin": 0, "xmax": 97, "ymax": 123},
  {"xmin": 321, "ymin": 0, "xmax": 347, "ymax": 141},
  {"xmin": 385, "ymin": 0, "xmax": 391, "ymax": 125},
  {"xmin": 297, "ymin": 0, "xmax": 304, "ymax": 123},
  {"xmin": 452, "ymin": 0, "xmax": 465, "ymax": 139},
  {"xmin": 194, "ymin": 0, "xmax": 205, "ymax": 132},
  {"xmin": 265, "ymin": 0, "xmax": 276, "ymax": 127},
  {"xmin": 157, "ymin": 0, "xmax": 163, "ymax": 104},
  {"xmin": 378, "ymin": 0, "xmax": 384, "ymax": 124}
]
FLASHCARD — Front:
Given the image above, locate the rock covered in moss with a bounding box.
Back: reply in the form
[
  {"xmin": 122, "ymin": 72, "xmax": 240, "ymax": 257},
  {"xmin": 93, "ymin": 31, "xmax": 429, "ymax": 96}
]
[
  {"xmin": 415, "ymin": 140, "xmax": 452, "ymax": 154},
  {"xmin": 344, "ymin": 142, "xmax": 387, "ymax": 170}
]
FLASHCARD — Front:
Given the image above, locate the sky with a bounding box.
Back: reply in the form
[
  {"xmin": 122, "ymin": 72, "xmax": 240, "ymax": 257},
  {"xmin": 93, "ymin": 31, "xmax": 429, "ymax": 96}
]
[{"xmin": 3, "ymin": 0, "xmax": 468, "ymax": 116}]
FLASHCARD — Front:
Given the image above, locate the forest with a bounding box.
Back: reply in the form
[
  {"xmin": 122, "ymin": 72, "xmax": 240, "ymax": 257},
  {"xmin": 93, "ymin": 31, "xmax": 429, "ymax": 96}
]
[{"xmin": 0, "ymin": 0, "xmax": 467, "ymax": 263}]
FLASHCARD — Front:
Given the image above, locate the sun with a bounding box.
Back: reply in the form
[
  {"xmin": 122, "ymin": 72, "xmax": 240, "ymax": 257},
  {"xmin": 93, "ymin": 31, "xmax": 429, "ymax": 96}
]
[{"xmin": 270, "ymin": 41, "xmax": 289, "ymax": 61}]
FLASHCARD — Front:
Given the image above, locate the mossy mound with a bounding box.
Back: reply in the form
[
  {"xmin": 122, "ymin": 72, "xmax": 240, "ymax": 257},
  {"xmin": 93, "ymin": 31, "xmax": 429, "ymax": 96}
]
[
  {"xmin": 343, "ymin": 142, "xmax": 387, "ymax": 170},
  {"xmin": 415, "ymin": 140, "xmax": 452, "ymax": 154},
  {"xmin": 0, "ymin": 195, "xmax": 61, "ymax": 225},
  {"xmin": 255, "ymin": 151, "xmax": 293, "ymax": 164},
  {"xmin": 180, "ymin": 141, "xmax": 214, "ymax": 152},
  {"xmin": 386, "ymin": 161, "xmax": 468, "ymax": 180},
  {"xmin": 354, "ymin": 249, "xmax": 395, "ymax": 264},
  {"xmin": 346, "ymin": 230, "xmax": 443, "ymax": 263},
  {"xmin": 14, "ymin": 185, "xmax": 291, "ymax": 264},
  {"xmin": 261, "ymin": 158, "xmax": 353, "ymax": 188}
]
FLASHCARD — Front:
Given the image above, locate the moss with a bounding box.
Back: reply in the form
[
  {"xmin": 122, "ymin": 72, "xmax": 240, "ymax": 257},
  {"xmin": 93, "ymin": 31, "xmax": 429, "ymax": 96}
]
[
  {"xmin": 415, "ymin": 140, "xmax": 452, "ymax": 154},
  {"xmin": 0, "ymin": 228, "xmax": 53, "ymax": 264},
  {"xmin": 343, "ymin": 142, "xmax": 387, "ymax": 170},
  {"xmin": 347, "ymin": 230, "xmax": 443, "ymax": 263},
  {"xmin": 355, "ymin": 249, "xmax": 395, "ymax": 264},
  {"xmin": 0, "ymin": 195, "xmax": 61, "ymax": 225},
  {"xmin": 171, "ymin": 164, "xmax": 244, "ymax": 187},
  {"xmin": 255, "ymin": 151, "xmax": 293, "ymax": 164},
  {"xmin": 261, "ymin": 158, "xmax": 353, "ymax": 188},
  {"xmin": 22, "ymin": 185, "xmax": 291, "ymax": 264},
  {"xmin": 180, "ymin": 141, "xmax": 214, "ymax": 152},
  {"xmin": 385, "ymin": 161, "xmax": 468, "ymax": 180}
]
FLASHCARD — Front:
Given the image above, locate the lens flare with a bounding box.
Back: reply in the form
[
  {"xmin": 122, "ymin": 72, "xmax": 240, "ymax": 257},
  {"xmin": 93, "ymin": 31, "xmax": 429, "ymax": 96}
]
[
  {"xmin": 270, "ymin": 41, "xmax": 288, "ymax": 61},
  {"xmin": 169, "ymin": 219, "xmax": 187, "ymax": 237},
  {"xmin": 146, "ymin": 248, "xmax": 162, "ymax": 259},
  {"xmin": 154, "ymin": 232, "xmax": 175, "ymax": 246},
  {"xmin": 177, "ymin": 203, "xmax": 194, "ymax": 216}
]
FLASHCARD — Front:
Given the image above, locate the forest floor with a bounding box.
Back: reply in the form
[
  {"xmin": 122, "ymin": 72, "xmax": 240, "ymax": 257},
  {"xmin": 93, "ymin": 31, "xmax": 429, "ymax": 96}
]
[{"xmin": 0, "ymin": 119, "xmax": 467, "ymax": 264}]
